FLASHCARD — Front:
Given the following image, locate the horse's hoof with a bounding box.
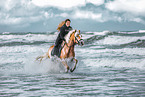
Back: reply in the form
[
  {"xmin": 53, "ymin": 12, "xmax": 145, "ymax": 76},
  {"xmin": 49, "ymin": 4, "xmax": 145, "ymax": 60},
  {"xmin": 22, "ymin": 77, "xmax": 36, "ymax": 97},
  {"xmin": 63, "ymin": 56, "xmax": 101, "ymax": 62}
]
[
  {"xmin": 70, "ymin": 68, "xmax": 74, "ymax": 72},
  {"xmin": 67, "ymin": 66, "xmax": 70, "ymax": 70}
]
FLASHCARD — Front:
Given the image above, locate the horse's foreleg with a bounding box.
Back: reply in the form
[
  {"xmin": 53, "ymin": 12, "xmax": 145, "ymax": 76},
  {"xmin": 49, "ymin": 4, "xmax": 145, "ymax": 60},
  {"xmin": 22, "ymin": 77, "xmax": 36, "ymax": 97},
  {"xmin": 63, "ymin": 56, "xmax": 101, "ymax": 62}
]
[
  {"xmin": 62, "ymin": 61, "xmax": 70, "ymax": 72},
  {"xmin": 70, "ymin": 58, "xmax": 78, "ymax": 72}
]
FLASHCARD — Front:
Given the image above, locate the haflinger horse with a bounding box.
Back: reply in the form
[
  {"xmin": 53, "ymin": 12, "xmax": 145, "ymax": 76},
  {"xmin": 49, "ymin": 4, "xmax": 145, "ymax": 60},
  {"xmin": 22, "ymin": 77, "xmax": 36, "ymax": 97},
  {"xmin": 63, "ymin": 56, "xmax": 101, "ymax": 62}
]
[{"xmin": 36, "ymin": 29, "xmax": 84, "ymax": 72}]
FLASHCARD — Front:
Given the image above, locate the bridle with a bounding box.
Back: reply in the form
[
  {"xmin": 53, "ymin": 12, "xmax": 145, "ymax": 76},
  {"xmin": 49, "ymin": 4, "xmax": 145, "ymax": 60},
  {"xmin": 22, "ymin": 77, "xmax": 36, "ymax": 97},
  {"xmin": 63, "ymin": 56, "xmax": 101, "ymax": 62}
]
[
  {"xmin": 65, "ymin": 33, "xmax": 82, "ymax": 48},
  {"xmin": 75, "ymin": 36, "xmax": 83, "ymax": 45}
]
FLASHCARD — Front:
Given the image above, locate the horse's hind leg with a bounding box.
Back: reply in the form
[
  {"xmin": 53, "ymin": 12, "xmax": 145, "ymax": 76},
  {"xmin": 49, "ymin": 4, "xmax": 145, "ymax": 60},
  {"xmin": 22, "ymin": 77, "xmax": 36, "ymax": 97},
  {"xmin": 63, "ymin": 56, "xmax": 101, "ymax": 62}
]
[
  {"xmin": 70, "ymin": 58, "xmax": 78, "ymax": 72},
  {"xmin": 62, "ymin": 61, "xmax": 70, "ymax": 72}
]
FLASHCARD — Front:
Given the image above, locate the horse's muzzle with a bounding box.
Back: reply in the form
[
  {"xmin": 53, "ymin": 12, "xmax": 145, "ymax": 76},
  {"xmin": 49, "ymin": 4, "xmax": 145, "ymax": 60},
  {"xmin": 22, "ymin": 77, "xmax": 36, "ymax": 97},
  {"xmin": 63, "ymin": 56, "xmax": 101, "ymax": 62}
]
[{"xmin": 79, "ymin": 39, "xmax": 84, "ymax": 46}]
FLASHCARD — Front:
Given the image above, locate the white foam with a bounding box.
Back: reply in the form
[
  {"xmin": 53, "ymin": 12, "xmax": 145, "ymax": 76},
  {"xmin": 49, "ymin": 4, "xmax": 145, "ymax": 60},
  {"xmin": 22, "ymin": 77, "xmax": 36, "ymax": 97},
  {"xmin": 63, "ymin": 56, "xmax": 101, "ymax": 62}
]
[
  {"xmin": 82, "ymin": 58, "xmax": 145, "ymax": 70},
  {"xmin": 24, "ymin": 58, "xmax": 65, "ymax": 74},
  {"xmin": 24, "ymin": 57, "xmax": 76, "ymax": 74},
  {"xmin": 97, "ymin": 35, "xmax": 145, "ymax": 45},
  {"xmin": 0, "ymin": 34, "xmax": 56, "ymax": 44},
  {"xmin": 138, "ymin": 30, "xmax": 145, "ymax": 33}
]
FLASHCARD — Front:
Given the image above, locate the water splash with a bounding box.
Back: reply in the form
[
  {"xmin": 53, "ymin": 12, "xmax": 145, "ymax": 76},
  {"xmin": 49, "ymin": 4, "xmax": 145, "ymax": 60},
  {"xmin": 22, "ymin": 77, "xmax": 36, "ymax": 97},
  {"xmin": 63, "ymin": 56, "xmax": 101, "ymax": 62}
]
[{"xmin": 24, "ymin": 58, "xmax": 66, "ymax": 74}]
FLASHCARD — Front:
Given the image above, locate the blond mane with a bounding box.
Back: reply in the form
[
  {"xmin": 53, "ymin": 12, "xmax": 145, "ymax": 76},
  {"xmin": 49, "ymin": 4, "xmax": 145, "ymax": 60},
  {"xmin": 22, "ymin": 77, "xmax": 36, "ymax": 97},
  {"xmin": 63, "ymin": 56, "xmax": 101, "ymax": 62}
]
[{"xmin": 64, "ymin": 30, "xmax": 75, "ymax": 43}]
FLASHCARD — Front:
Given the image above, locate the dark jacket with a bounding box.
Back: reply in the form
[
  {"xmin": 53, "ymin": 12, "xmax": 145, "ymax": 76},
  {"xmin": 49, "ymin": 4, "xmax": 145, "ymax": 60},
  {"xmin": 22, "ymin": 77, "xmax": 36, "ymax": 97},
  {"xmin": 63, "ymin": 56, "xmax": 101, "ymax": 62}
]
[
  {"xmin": 52, "ymin": 24, "xmax": 72, "ymax": 57},
  {"xmin": 55, "ymin": 24, "xmax": 72, "ymax": 46}
]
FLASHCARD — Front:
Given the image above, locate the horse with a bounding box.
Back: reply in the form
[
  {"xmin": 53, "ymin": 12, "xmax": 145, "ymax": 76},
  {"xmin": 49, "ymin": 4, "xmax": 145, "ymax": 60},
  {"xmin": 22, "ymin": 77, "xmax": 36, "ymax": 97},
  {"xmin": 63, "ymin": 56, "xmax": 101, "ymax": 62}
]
[{"xmin": 36, "ymin": 30, "xmax": 84, "ymax": 72}]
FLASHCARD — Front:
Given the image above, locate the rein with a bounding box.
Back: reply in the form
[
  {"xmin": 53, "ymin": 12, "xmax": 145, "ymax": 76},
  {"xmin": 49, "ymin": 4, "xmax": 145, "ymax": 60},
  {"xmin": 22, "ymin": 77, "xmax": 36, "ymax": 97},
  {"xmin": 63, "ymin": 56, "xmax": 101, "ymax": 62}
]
[
  {"xmin": 64, "ymin": 31, "xmax": 82, "ymax": 48},
  {"xmin": 65, "ymin": 36, "xmax": 80, "ymax": 47}
]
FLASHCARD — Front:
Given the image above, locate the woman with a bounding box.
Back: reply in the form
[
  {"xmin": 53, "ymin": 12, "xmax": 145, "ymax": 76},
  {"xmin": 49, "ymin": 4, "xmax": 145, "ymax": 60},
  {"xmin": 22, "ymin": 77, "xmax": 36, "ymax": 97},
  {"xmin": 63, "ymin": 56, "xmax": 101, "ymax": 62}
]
[{"xmin": 52, "ymin": 19, "xmax": 72, "ymax": 57}]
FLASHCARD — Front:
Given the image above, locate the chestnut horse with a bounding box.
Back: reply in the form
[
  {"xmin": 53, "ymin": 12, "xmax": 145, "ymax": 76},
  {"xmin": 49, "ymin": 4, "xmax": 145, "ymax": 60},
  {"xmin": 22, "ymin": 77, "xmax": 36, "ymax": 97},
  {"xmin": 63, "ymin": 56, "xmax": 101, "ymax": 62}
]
[{"xmin": 36, "ymin": 30, "xmax": 84, "ymax": 72}]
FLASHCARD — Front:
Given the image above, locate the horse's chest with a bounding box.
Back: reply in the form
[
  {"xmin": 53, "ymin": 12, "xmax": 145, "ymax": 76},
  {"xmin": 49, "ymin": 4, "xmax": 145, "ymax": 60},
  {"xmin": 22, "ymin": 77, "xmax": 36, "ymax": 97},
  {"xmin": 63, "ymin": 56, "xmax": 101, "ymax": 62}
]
[
  {"xmin": 61, "ymin": 46, "xmax": 75, "ymax": 58},
  {"xmin": 68, "ymin": 47, "xmax": 75, "ymax": 57}
]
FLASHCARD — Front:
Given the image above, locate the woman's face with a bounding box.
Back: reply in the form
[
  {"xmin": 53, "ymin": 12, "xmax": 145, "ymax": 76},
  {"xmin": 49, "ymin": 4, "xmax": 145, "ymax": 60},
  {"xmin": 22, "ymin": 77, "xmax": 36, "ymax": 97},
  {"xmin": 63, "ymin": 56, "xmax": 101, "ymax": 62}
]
[{"xmin": 66, "ymin": 21, "xmax": 70, "ymax": 27}]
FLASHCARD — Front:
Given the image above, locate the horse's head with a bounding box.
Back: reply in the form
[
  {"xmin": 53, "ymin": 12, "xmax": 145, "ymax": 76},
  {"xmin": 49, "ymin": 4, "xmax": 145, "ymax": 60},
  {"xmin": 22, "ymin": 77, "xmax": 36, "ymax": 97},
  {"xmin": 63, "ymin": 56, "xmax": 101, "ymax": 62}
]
[
  {"xmin": 65, "ymin": 29, "xmax": 84, "ymax": 46},
  {"xmin": 73, "ymin": 30, "xmax": 84, "ymax": 46}
]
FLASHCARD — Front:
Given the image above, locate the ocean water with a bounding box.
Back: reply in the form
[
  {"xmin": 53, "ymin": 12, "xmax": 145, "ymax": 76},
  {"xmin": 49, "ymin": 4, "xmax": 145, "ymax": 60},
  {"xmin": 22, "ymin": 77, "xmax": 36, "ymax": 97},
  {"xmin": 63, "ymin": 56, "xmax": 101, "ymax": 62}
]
[{"xmin": 0, "ymin": 30, "xmax": 145, "ymax": 96}]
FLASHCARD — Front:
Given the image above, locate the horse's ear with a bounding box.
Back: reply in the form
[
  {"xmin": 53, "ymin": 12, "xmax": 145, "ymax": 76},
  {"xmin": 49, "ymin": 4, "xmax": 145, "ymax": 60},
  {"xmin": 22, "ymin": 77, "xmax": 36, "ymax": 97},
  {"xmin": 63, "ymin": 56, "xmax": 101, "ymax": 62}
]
[{"xmin": 79, "ymin": 30, "xmax": 80, "ymax": 34}]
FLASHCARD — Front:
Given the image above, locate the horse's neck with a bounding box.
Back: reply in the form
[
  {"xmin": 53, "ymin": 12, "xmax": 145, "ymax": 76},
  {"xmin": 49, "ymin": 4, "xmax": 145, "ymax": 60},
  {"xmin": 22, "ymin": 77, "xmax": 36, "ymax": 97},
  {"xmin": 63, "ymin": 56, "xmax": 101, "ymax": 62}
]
[
  {"xmin": 67, "ymin": 40, "xmax": 75, "ymax": 48},
  {"xmin": 66, "ymin": 38, "xmax": 75, "ymax": 56},
  {"xmin": 67, "ymin": 34, "xmax": 75, "ymax": 47},
  {"xmin": 64, "ymin": 34, "xmax": 75, "ymax": 57}
]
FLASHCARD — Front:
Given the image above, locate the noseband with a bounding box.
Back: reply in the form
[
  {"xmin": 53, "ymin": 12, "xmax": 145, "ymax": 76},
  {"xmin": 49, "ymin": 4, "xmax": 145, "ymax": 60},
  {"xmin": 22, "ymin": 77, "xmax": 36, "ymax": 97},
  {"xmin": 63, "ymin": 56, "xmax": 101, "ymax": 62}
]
[{"xmin": 75, "ymin": 36, "xmax": 83, "ymax": 45}]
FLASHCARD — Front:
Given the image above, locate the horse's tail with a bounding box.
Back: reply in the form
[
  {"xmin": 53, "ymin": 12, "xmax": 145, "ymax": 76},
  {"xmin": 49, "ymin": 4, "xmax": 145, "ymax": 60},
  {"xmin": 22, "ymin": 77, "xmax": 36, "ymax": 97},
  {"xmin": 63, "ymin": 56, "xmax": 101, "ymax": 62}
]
[
  {"xmin": 57, "ymin": 21, "xmax": 65, "ymax": 31},
  {"xmin": 36, "ymin": 45, "xmax": 54, "ymax": 62},
  {"xmin": 36, "ymin": 54, "xmax": 49, "ymax": 62}
]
